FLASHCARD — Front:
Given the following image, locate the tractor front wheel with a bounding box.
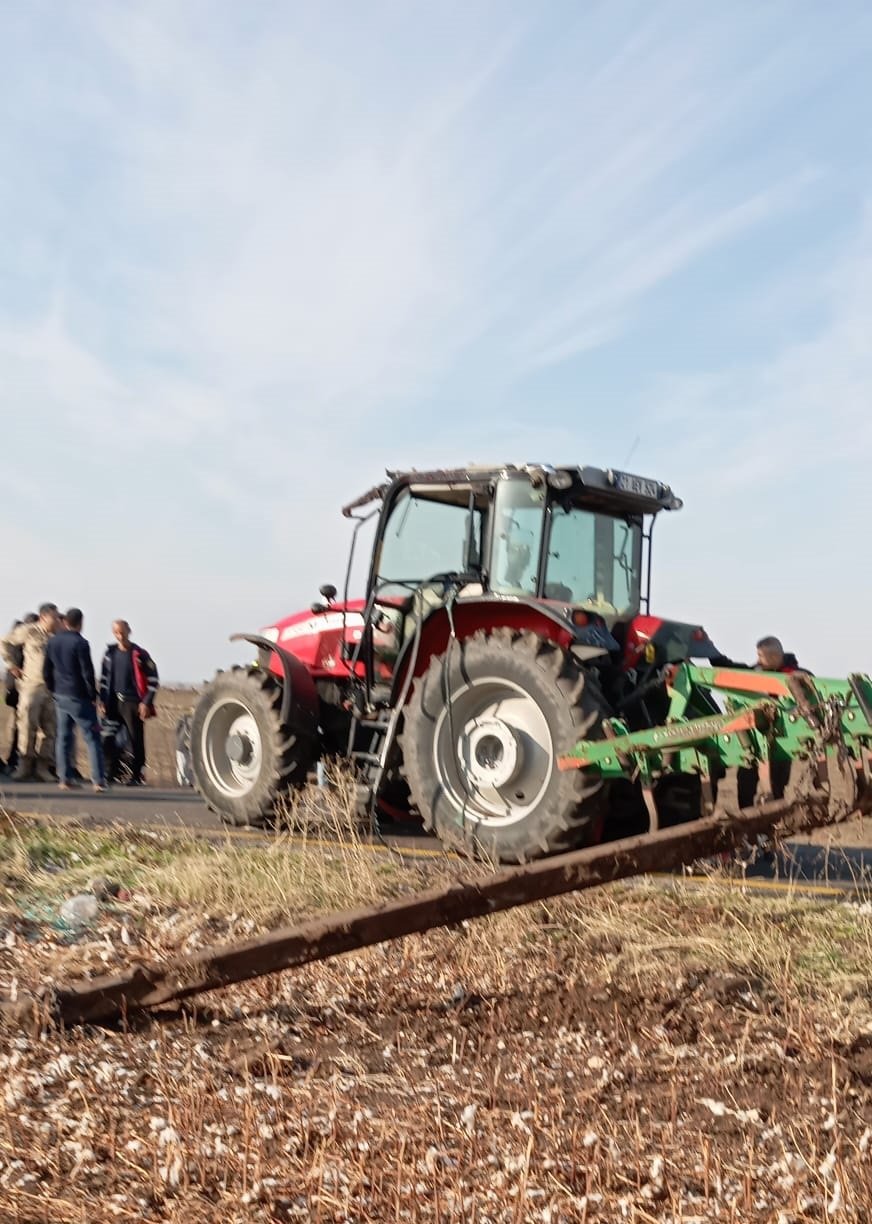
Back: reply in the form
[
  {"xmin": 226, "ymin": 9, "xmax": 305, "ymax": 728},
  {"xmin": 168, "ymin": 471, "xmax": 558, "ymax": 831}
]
[
  {"xmin": 191, "ymin": 667, "xmax": 315, "ymax": 827},
  {"xmin": 399, "ymin": 629, "xmax": 607, "ymax": 862}
]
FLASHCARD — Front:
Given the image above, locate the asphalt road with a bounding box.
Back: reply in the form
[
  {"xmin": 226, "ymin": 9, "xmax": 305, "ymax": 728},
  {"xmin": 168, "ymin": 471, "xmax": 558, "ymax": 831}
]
[
  {"xmin": 2, "ymin": 778, "xmax": 872, "ymax": 893},
  {"xmin": 0, "ymin": 778, "xmax": 226, "ymax": 833},
  {"xmin": 0, "ymin": 777, "xmax": 436, "ymax": 853}
]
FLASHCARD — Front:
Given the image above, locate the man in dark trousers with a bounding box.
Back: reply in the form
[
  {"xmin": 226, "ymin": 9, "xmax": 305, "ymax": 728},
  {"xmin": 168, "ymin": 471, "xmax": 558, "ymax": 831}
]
[
  {"xmin": 1, "ymin": 613, "xmax": 38, "ymax": 774},
  {"xmin": 43, "ymin": 608, "xmax": 107, "ymax": 792},
  {"xmin": 99, "ymin": 619, "xmax": 159, "ymax": 786}
]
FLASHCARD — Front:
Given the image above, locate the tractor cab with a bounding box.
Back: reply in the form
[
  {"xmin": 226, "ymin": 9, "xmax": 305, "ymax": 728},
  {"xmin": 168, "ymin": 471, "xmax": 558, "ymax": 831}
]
[{"xmin": 350, "ymin": 463, "xmax": 683, "ymax": 695}]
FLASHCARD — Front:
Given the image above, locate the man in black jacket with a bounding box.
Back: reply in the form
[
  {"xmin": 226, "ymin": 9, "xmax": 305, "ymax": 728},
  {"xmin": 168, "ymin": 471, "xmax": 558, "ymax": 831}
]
[
  {"xmin": 755, "ymin": 635, "xmax": 805, "ymax": 674},
  {"xmin": 43, "ymin": 608, "xmax": 107, "ymax": 792},
  {"xmin": 99, "ymin": 620, "xmax": 159, "ymax": 785}
]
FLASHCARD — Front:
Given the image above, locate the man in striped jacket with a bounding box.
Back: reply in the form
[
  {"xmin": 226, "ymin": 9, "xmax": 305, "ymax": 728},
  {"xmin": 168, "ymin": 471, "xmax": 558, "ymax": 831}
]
[{"xmin": 99, "ymin": 620, "xmax": 159, "ymax": 786}]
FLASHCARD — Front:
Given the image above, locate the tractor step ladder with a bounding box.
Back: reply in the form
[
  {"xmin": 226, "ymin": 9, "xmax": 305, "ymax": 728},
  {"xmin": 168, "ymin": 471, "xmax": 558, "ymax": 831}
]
[{"xmin": 347, "ymin": 707, "xmax": 394, "ymax": 807}]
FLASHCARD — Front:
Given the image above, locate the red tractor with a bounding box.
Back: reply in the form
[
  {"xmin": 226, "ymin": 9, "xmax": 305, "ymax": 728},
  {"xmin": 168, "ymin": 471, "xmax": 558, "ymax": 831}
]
[{"xmin": 190, "ymin": 463, "xmax": 723, "ymax": 861}]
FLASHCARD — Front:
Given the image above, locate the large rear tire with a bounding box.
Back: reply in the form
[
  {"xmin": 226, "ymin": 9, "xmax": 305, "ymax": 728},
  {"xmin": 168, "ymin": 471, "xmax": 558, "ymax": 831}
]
[
  {"xmin": 191, "ymin": 667, "xmax": 315, "ymax": 827},
  {"xmin": 399, "ymin": 628, "xmax": 608, "ymax": 862}
]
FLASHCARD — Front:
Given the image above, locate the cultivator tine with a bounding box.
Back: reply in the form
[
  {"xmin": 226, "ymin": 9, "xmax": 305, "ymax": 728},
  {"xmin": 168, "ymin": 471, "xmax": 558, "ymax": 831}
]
[
  {"xmin": 641, "ymin": 784, "xmax": 659, "ymax": 833},
  {"xmin": 786, "ymin": 672, "xmax": 822, "ymax": 729},
  {"xmin": 824, "ymin": 747, "xmax": 859, "ymax": 821},
  {"xmin": 754, "ymin": 759, "xmax": 773, "ymax": 805},
  {"xmin": 849, "ymin": 673, "xmax": 872, "ymax": 726},
  {"xmin": 713, "ymin": 767, "xmax": 741, "ymax": 818}
]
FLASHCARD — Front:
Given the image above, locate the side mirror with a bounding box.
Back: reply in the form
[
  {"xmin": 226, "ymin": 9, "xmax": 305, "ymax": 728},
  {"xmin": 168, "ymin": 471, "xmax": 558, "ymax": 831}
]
[
  {"xmin": 310, "ymin": 601, "xmax": 330, "ymax": 614},
  {"xmin": 320, "ymin": 584, "xmax": 338, "ymax": 604}
]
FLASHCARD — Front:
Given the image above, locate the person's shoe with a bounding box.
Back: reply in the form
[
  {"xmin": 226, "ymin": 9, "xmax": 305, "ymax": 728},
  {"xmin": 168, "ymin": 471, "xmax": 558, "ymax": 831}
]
[
  {"xmin": 93, "ymin": 784, "xmax": 107, "ymax": 794},
  {"xmin": 11, "ymin": 758, "xmax": 35, "ymax": 781},
  {"xmin": 125, "ymin": 777, "xmax": 144, "ymax": 787},
  {"xmin": 35, "ymin": 763, "xmax": 55, "ymax": 783}
]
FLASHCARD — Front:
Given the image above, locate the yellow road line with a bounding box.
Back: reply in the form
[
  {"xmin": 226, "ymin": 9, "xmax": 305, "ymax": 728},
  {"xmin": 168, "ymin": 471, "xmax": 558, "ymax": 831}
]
[{"xmin": 659, "ymin": 873, "xmax": 848, "ymax": 898}]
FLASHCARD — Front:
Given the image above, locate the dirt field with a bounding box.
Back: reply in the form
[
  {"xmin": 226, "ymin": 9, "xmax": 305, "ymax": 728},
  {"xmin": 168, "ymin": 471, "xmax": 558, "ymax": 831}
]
[{"xmin": 0, "ymin": 816, "xmax": 870, "ymax": 1222}]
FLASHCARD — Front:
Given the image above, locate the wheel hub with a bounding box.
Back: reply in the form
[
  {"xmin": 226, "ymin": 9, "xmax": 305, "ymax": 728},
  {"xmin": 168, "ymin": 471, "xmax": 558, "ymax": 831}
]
[
  {"xmin": 199, "ymin": 699, "xmax": 264, "ymax": 798},
  {"xmin": 430, "ymin": 675, "xmax": 555, "ymax": 827},
  {"xmin": 226, "ymin": 732, "xmax": 253, "ymax": 765},
  {"xmin": 464, "ymin": 718, "xmax": 521, "ymax": 789}
]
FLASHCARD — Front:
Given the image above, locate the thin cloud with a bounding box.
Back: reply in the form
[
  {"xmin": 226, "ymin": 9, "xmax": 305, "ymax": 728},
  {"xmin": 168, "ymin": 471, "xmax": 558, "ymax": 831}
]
[
  {"xmin": 1, "ymin": 3, "xmax": 871, "ymax": 678},
  {"xmin": 644, "ymin": 210, "xmax": 872, "ymax": 493}
]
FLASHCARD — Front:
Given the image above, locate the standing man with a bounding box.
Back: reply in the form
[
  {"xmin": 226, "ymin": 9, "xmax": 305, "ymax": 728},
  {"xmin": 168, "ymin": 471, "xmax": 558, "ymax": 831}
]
[
  {"xmin": 99, "ymin": 620, "xmax": 159, "ymax": 786},
  {"xmin": 1, "ymin": 605, "xmax": 60, "ymax": 781},
  {"xmin": 2, "ymin": 613, "xmax": 38, "ymax": 775},
  {"xmin": 43, "ymin": 608, "xmax": 106, "ymax": 793}
]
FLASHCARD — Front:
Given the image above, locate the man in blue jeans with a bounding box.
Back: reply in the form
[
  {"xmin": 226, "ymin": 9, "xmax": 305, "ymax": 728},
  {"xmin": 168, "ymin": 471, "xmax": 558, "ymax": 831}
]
[{"xmin": 43, "ymin": 607, "xmax": 107, "ymax": 793}]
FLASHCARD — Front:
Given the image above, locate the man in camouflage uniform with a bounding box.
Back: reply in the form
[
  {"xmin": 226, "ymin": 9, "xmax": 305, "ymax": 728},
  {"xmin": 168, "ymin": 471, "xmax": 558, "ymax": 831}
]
[
  {"xmin": 2, "ymin": 613, "xmax": 37, "ymax": 774},
  {"xmin": 0, "ymin": 603, "xmax": 61, "ymax": 780}
]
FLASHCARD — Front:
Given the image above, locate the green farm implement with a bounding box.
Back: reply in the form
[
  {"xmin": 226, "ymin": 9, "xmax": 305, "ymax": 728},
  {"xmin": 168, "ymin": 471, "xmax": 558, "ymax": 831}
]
[{"xmin": 561, "ymin": 664, "xmax": 872, "ymax": 835}]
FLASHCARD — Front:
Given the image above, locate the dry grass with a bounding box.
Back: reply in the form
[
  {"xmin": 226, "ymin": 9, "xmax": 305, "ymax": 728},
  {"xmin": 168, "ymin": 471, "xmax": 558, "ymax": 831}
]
[{"xmin": 1, "ymin": 798, "xmax": 871, "ymax": 1222}]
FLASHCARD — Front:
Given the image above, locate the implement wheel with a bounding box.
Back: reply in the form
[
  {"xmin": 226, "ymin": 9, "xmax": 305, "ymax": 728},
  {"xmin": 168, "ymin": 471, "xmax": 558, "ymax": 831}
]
[
  {"xmin": 399, "ymin": 628, "xmax": 607, "ymax": 862},
  {"xmin": 191, "ymin": 667, "xmax": 314, "ymax": 827}
]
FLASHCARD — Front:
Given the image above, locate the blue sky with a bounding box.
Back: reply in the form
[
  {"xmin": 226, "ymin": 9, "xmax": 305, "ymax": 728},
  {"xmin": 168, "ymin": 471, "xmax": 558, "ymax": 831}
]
[{"xmin": 2, "ymin": 1, "xmax": 872, "ymax": 680}]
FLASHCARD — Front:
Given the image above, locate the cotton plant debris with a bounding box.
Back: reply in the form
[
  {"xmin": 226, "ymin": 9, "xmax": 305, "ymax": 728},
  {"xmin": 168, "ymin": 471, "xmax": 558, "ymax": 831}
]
[{"xmin": 0, "ymin": 815, "xmax": 871, "ymax": 1222}]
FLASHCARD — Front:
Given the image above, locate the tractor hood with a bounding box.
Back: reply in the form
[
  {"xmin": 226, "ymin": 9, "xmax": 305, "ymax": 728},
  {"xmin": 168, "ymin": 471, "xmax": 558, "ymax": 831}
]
[
  {"xmin": 263, "ymin": 600, "xmax": 365, "ymax": 646},
  {"xmin": 258, "ymin": 600, "xmax": 367, "ymax": 679}
]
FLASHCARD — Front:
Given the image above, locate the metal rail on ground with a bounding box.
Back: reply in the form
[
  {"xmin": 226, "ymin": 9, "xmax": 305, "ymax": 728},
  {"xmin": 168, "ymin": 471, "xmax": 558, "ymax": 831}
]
[{"xmin": 2, "ymin": 774, "xmax": 868, "ymax": 1029}]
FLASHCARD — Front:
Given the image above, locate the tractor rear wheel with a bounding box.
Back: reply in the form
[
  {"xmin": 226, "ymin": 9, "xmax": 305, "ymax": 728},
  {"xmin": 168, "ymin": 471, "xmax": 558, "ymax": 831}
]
[
  {"xmin": 399, "ymin": 628, "xmax": 608, "ymax": 862},
  {"xmin": 191, "ymin": 667, "xmax": 315, "ymax": 827}
]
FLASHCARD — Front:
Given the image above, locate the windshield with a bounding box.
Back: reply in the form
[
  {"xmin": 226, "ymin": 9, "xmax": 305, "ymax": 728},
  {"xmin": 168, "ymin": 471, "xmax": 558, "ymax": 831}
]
[
  {"xmin": 490, "ymin": 479, "xmax": 642, "ymax": 616},
  {"xmin": 374, "ymin": 489, "xmax": 482, "ymax": 596},
  {"xmin": 546, "ymin": 505, "xmax": 641, "ymax": 616}
]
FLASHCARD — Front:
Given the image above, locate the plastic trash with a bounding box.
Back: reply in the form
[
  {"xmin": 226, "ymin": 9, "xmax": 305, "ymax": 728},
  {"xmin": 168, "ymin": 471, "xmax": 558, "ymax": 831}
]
[
  {"xmin": 58, "ymin": 894, "xmax": 100, "ymax": 926},
  {"xmin": 88, "ymin": 876, "xmax": 123, "ymax": 901}
]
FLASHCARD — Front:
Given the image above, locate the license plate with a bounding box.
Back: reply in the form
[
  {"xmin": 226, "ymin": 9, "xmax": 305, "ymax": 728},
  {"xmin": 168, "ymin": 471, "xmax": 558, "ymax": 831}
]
[{"xmin": 615, "ymin": 471, "xmax": 659, "ymax": 499}]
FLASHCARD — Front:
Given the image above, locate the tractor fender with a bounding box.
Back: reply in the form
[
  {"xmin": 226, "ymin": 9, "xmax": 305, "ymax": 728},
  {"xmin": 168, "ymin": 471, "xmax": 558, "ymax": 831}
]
[
  {"xmin": 229, "ymin": 633, "xmax": 319, "ymax": 738},
  {"xmin": 389, "ymin": 596, "xmax": 602, "ymax": 707}
]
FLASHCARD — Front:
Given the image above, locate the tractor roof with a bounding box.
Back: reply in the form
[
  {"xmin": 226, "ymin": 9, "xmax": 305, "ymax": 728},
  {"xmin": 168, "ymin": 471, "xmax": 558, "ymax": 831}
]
[{"xmin": 341, "ymin": 464, "xmax": 682, "ymax": 518}]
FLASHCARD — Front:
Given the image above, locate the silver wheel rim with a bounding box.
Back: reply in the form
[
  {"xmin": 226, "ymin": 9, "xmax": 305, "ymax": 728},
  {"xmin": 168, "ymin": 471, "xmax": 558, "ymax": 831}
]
[
  {"xmin": 432, "ymin": 676, "xmax": 554, "ymax": 828},
  {"xmin": 200, "ymin": 697, "xmax": 264, "ymax": 799}
]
